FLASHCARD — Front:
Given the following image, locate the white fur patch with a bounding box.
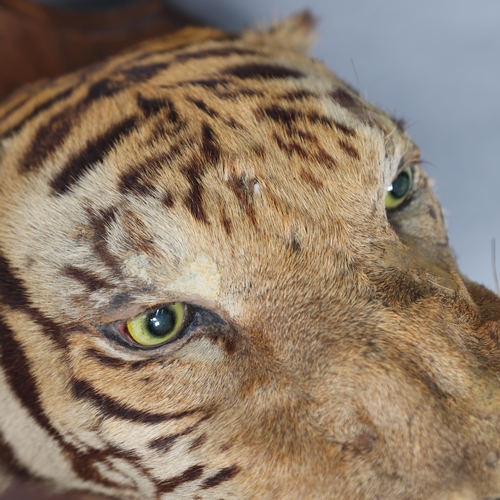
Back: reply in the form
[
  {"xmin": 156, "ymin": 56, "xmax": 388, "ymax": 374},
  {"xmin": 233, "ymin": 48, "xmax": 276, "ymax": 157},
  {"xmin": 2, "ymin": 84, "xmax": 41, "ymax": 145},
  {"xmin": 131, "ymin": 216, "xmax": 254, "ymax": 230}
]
[
  {"xmin": 123, "ymin": 253, "xmax": 152, "ymax": 284},
  {"xmin": 168, "ymin": 253, "xmax": 221, "ymax": 301}
]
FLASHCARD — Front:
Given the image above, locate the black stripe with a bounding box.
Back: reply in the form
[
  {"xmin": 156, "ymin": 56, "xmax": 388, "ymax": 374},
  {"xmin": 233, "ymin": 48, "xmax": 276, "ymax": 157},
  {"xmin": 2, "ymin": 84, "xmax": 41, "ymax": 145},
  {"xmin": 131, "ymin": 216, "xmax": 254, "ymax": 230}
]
[
  {"xmin": 280, "ymin": 90, "xmax": 317, "ymax": 101},
  {"xmin": 227, "ymin": 174, "xmax": 257, "ymax": 225},
  {"xmin": 137, "ymin": 95, "xmax": 167, "ymax": 117},
  {"xmin": 0, "ymin": 257, "xmax": 133, "ymax": 483},
  {"xmin": 201, "ymin": 123, "xmax": 220, "ymax": 163},
  {"xmin": 300, "ymin": 168, "xmax": 323, "ymax": 190},
  {"xmin": 69, "ymin": 441, "xmax": 146, "ymax": 487},
  {"xmin": 225, "ymin": 63, "xmax": 304, "ymax": 80},
  {"xmin": 180, "ymin": 124, "xmax": 220, "ymax": 224},
  {"xmin": 329, "ymin": 87, "xmax": 367, "ymax": 120},
  {"xmin": 191, "ymin": 99, "xmax": 219, "ymax": 118},
  {"xmin": 329, "ymin": 87, "xmax": 361, "ymax": 105},
  {"xmin": 120, "ymin": 208, "xmax": 158, "ymax": 257},
  {"xmin": 138, "ymin": 97, "xmax": 180, "ymax": 125},
  {"xmin": 72, "ymin": 379, "xmax": 201, "ymax": 424},
  {"xmin": 120, "ymin": 170, "xmax": 156, "ymax": 196},
  {"xmin": 183, "ymin": 157, "xmax": 208, "ymax": 224},
  {"xmin": 260, "ymin": 105, "xmax": 299, "ymax": 127},
  {"xmin": 175, "ymin": 78, "xmax": 230, "ymax": 90},
  {"xmin": 303, "ymin": 111, "xmax": 336, "ymax": 134},
  {"xmin": 85, "ymin": 348, "xmax": 126, "ymax": 369},
  {"xmin": 307, "ymin": 111, "xmax": 357, "ymax": 136},
  {"xmin": 21, "ymin": 106, "xmax": 74, "ymax": 172},
  {"xmin": 157, "ymin": 465, "xmax": 204, "ymax": 494},
  {"xmin": 122, "ymin": 41, "xmax": 195, "ymax": 63},
  {"xmin": 338, "ymin": 139, "xmax": 360, "ymax": 160},
  {"xmin": 392, "ymin": 116, "xmax": 407, "ymax": 132},
  {"xmin": 0, "ymin": 315, "xmax": 121, "ymax": 485},
  {"xmin": 0, "ymin": 316, "xmax": 62, "ymax": 440},
  {"xmin": 149, "ymin": 415, "xmax": 209, "ymax": 453},
  {"xmin": 132, "ymin": 36, "xmax": 240, "ymax": 64},
  {"xmin": 0, "ymin": 94, "xmax": 31, "ymax": 123},
  {"xmin": 0, "ymin": 253, "xmax": 31, "ymax": 312},
  {"xmin": 0, "ymin": 252, "xmax": 68, "ymax": 347},
  {"xmin": 217, "ymin": 88, "xmax": 266, "ymax": 100},
  {"xmin": 333, "ymin": 121, "xmax": 356, "ymax": 137},
  {"xmin": 1, "ymin": 84, "xmax": 77, "ymax": 139},
  {"xmin": 0, "ymin": 255, "xmax": 72, "ymax": 439},
  {"xmin": 51, "ymin": 116, "xmax": 138, "ymax": 195},
  {"xmin": 0, "ymin": 314, "xmax": 136, "ymax": 486},
  {"xmin": 200, "ymin": 465, "xmax": 240, "ymax": 489},
  {"xmin": 119, "ymin": 147, "xmax": 180, "ymax": 196},
  {"xmin": 164, "ymin": 98, "xmax": 180, "ymax": 124},
  {"xmin": 21, "ymin": 78, "xmax": 134, "ymax": 174},
  {"xmin": 86, "ymin": 346, "xmax": 156, "ymax": 371},
  {"xmin": 122, "ymin": 62, "xmax": 170, "ymax": 82},
  {"xmin": 175, "ymin": 47, "xmax": 258, "ymax": 63},
  {"xmin": 83, "ymin": 78, "xmax": 126, "ymax": 107},
  {"xmin": 189, "ymin": 433, "xmax": 207, "ymax": 451},
  {"xmin": 84, "ymin": 206, "xmax": 124, "ymax": 276},
  {"xmin": 149, "ymin": 425, "xmax": 197, "ymax": 453},
  {"xmin": 220, "ymin": 208, "xmax": 232, "ymax": 236},
  {"xmin": 123, "ymin": 40, "xmax": 198, "ymax": 64},
  {"xmin": 314, "ymin": 147, "xmax": 337, "ymax": 169},
  {"xmin": 259, "ymin": 106, "xmax": 357, "ymax": 138},
  {"xmin": 161, "ymin": 191, "xmax": 175, "ymax": 209},
  {"xmin": 0, "ymin": 430, "xmax": 32, "ymax": 479},
  {"xmin": 61, "ymin": 265, "xmax": 112, "ymax": 292},
  {"xmin": 273, "ymin": 134, "xmax": 306, "ymax": 159}
]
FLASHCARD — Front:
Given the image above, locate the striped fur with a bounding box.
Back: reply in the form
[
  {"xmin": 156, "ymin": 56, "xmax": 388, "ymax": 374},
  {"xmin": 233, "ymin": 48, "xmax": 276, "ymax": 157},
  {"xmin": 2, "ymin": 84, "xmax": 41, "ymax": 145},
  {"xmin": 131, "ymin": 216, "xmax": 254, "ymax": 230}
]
[{"xmin": 1, "ymin": 12, "xmax": 500, "ymax": 500}]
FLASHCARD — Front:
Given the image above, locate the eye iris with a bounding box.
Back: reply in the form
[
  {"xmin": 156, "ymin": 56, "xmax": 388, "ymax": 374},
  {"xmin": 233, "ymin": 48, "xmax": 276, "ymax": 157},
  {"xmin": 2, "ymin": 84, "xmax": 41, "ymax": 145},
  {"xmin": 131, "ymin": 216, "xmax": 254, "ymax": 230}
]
[
  {"xmin": 126, "ymin": 302, "xmax": 184, "ymax": 346},
  {"xmin": 148, "ymin": 308, "xmax": 175, "ymax": 338},
  {"xmin": 390, "ymin": 170, "xmax": 411, "ymax": 199},
  {"xmin": 385, "ymin": 166, "xmax": 413, "ymax": 209}
]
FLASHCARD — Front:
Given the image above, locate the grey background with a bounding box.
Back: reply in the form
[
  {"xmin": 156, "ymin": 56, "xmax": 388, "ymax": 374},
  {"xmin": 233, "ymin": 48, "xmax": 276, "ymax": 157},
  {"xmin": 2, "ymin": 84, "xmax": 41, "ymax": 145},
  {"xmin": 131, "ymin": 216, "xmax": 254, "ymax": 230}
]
[{"xmin": 35, "ymin": 0, "xmax": 500, "ymax": 291}]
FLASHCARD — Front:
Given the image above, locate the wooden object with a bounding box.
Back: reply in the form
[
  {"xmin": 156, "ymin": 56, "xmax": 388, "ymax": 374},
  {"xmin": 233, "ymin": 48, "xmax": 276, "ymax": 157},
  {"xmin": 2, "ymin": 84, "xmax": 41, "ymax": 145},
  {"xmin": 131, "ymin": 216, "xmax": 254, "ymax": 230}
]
[{"xmin": 0, "ymin": 0, "xmax": 196, "ymax": 100}]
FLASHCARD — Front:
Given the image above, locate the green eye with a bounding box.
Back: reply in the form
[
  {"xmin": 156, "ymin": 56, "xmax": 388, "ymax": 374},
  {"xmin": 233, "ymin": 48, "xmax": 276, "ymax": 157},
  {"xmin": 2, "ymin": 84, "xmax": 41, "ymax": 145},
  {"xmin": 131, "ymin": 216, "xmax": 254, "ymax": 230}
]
[
  {"xmin": 385, "ymin": 166, "xmax": 413, "ymax": 209},
  {"xmin": 126, "ymin": 303, "xmax": 185, "ymax": 346}
]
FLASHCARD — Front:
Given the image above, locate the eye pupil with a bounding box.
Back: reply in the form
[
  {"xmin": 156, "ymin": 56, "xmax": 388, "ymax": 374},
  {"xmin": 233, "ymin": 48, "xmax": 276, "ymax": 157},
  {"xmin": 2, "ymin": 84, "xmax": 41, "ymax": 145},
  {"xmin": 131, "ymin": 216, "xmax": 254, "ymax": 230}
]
[
  {"xmin": 148, "ymin": 308, "xmax": 175, "ymax": 338},
  {"xmin": 389, "ymin": 170, "xmax": 411, "ymax": 199}
]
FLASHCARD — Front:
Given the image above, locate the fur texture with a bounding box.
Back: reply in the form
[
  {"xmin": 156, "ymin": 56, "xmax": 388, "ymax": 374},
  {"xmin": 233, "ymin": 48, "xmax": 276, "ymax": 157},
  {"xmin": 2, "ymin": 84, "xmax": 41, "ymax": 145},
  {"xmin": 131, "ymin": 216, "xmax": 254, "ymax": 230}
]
[{"xmin": 0, "ymin": 13, "xmax": 499, "ymax": 500}]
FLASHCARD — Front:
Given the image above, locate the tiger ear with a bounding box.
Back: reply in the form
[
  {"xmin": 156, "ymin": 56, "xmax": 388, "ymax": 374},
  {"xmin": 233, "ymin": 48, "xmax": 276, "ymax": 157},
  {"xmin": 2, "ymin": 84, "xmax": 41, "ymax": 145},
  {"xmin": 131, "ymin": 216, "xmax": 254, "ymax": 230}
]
[{"xmin": 241, "ymin": 11, "xmax": 317, "ymax": 53}]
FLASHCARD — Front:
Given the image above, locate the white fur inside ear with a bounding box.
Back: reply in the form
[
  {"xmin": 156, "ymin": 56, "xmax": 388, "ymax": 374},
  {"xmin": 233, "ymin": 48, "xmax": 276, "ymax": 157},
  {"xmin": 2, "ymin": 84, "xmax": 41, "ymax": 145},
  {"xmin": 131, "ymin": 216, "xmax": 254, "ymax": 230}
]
[{"xmin": 242, "ymin": 11, "xmax": 317, "ymax": 53}]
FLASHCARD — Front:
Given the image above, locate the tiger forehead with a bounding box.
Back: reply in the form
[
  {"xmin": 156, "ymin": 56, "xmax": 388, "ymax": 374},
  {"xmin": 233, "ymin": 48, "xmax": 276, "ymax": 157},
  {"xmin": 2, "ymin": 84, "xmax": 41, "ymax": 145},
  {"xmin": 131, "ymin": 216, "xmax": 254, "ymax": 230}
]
[
  {"xmin": 0, "ymin": 27, "xmax": 415, "ymax": 302},
  {"xmin": 0, "ymin": 30, "xmax": 410, "ymax": 181},
  {"xmin": 0, "ymin": 30, "xmax": 416, "ymax": 316}
]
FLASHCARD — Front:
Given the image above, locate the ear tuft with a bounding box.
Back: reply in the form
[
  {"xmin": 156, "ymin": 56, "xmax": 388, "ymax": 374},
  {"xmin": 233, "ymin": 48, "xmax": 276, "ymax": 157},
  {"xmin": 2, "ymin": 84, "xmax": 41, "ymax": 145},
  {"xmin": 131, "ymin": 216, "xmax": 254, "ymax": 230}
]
[{"xmin": 242, "ymin": 11, "xmax": 317, "ymax": 53}]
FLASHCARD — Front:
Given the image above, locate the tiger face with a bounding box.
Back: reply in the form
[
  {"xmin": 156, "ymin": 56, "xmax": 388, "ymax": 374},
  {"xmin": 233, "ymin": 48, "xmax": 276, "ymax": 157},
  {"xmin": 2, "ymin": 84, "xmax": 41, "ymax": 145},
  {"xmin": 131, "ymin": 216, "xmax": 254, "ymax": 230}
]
[{"xmin": 1, "ymin": 13, "xmax": 500, "ymax": 500}]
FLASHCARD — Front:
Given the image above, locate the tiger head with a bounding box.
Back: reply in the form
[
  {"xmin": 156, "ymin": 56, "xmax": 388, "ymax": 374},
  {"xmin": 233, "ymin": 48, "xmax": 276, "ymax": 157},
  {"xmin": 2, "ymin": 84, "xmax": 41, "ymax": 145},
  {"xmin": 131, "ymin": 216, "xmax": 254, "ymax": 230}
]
[{"xmin": 0, "ymin": 13, "xmax": 499, "ymax": 500}]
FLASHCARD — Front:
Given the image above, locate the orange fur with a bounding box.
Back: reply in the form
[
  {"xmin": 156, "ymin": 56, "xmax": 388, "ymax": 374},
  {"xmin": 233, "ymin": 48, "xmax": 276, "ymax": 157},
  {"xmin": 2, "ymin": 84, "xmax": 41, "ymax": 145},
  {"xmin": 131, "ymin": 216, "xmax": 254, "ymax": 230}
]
[{"xmin": 0, "ymin": 13, "xmax": 499, "ymax": 500}]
